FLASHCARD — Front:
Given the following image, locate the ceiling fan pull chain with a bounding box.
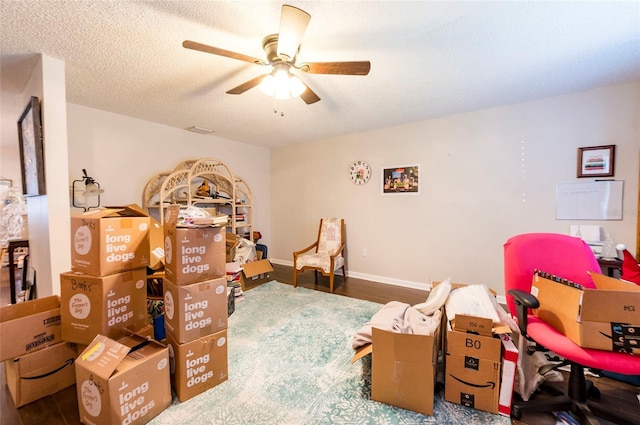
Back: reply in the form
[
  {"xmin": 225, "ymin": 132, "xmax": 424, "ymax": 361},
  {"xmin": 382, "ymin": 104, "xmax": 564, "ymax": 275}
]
[{"xmin": 273, "ymin": 97, "xmax": 285, "ymax": 117}]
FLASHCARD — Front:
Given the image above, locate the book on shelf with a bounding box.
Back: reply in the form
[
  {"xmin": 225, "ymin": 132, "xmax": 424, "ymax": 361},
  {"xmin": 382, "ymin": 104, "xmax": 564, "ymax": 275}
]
[{"xmin": 190, "ymin": 214, "xmax": 229, "ymax": 226}]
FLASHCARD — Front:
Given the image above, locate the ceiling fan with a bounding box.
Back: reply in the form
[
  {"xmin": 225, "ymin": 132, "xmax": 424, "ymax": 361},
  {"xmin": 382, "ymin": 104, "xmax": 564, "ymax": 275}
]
[{"xmin": 182, "ymin": 4, "xmax": 371, "ymax": 104}]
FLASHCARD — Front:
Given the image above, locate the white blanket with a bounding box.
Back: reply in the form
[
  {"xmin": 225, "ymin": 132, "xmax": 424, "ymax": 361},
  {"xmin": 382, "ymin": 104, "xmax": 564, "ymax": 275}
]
[{"xmin": 351, "ymin": 301, "xmax": 441, "ymax": 349}]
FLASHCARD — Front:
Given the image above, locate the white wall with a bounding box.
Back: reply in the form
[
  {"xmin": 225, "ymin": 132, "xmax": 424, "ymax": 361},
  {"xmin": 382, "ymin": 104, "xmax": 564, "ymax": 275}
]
[
  {"xmin": 270, "ymin": 82, "xmax": 640, "ymax": 296},
  {"xmin": 66, "ymin": 104, "xmax": 272, "ymax": 248},
  {"xmin": 3, "ymin": 79, "xmax": 638, "ymax": 299},
  {"xmin": 37, "ymin": 55, "xmax": 72, "ymax": 297},
  {"xmin": 2, "ymin": 91, "xmax": 271, "ymax": 297},
  {"xmin": 6, "ymin": 55, "xmax": 72, "ymax": 298},
  {"xmin": 0, "ymin": 91, "xmax": 24, "ymax": 183}
]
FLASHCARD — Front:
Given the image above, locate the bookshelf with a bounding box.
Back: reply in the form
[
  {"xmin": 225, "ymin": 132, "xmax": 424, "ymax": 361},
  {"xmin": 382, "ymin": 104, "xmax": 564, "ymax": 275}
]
[{"xmin": 143, "ymin": 158, "xmax": 253, "ymax": 241}]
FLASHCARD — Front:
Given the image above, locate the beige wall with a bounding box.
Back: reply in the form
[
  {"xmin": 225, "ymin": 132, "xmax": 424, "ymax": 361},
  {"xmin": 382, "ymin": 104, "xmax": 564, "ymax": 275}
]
[
  {"xmin": 271, "ymin": 82, "xmax": 640, "ymax": 296},
  {"xmin": 65, "ymin": 104, "xmax": 272, "ymax": 248},
  {"xmin": 2, "ymin": 73, "xmax": 638, "ymax": 299},
  {"xmin": 2, "ymin": 65, "xmax": 271, "ymax": 297}
]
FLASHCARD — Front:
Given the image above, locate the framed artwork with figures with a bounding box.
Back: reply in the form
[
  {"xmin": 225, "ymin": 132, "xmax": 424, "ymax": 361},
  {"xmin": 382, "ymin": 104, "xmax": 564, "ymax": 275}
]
[
  {"xmin": 18, "ymin": 96, "xmax": 46, "ymax": 196},
  {"xmin": 382, "ymin": 165, "xmax": 420, "ymax": 195}
]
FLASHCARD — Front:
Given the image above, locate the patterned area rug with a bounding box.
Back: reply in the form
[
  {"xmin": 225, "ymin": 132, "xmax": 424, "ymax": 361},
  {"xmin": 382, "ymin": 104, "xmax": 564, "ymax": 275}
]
[{"xmin": 150, "ymin": 281, "xmax": 510, "ymax": 425}]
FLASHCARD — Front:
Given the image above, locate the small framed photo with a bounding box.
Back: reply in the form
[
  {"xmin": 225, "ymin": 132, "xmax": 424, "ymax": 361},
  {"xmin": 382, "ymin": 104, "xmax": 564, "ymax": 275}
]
[
  {"xmin": 577, "ymin": 145, "xmax": 615, "ymax": 178},
  {"xmin": 17, "ymin": 96, "xmax": 46, "ymax": 196},
  {"xmin": 382, "ymin": 165, "xmax": 419, "ymax": 194}
]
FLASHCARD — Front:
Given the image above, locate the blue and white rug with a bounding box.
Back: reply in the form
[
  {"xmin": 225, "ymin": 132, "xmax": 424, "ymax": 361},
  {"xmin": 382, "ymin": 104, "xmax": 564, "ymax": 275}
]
[{"xmin": 150, "ymin": 281, "xmax": 510, "ymax": 424}]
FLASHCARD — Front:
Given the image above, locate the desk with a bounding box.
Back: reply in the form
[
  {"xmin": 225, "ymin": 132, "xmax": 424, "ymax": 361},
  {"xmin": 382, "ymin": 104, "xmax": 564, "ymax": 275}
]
[
  {"xmin": 8, "ymin": 239, "xmax": 29, "ymax": 304},
  {"xmin": 597, "ymin": 257, "xmax": 623, "ymax": 278}
]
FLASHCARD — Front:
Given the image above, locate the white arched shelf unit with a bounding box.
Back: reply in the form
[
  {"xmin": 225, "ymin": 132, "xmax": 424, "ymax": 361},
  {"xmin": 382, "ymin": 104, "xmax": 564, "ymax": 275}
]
[{"xmin": 143, "ymin": 158, "xmax": 253, "ymax": 241}]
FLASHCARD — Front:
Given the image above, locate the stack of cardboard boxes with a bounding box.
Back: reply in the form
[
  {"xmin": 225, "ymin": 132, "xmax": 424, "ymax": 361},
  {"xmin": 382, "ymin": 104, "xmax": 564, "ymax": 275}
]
[
  {"xmin": 162, "ymin": 205, "xmax": 230, "ymax": 402},
  {"xmin": 62, "ymin": 207, "xmax": 152, "ymax": 345},
  {"xmin": 444, "ymin": 314, "xmax": 517, "ymax": 416},
  {"xmin": 0, "ymin": 296, "xmax": 75, "ymax": 407},
  {"xmin": 351, "ymin": 283, "xmax": 519, "ymax": 418},
  {"xmin": 62, "ymin": 206, "xmax": 172, "ymax": 424}
]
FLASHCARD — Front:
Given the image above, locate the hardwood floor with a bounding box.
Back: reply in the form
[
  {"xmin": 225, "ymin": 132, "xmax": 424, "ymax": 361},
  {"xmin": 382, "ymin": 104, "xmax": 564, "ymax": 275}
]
[{"xmin": 1, "ymin": 263, "xmax": 638, "ymax": 425}]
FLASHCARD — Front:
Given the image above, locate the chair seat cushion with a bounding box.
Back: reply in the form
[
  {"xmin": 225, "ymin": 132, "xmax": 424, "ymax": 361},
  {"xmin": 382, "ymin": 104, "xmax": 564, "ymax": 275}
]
[
  {"xmin": 296, "ymin": 253, "xmax": 344, "ymax": 274},
  {"xmin": 527, "ymin": 315, "xmax": 640, "ymax": 375}
]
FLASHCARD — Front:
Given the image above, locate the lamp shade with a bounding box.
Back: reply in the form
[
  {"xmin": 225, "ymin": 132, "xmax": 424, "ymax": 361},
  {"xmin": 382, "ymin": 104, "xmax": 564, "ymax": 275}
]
[
  {"xmin": 72, "ymin": 169, "xmax": 103, "ymax": 211},
  {"xmin": 83, "ymin": 182, "xmax": 104, "ymax": 196},
  {"xmin": 259, "ymin": 65, "xmax": 306, "ymax": 100}
]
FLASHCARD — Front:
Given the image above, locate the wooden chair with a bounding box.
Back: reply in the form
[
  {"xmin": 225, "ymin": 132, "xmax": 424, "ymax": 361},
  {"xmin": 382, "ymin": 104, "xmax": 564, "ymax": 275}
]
[{"xmin": 293, "ymin": 218, "xmax": 346, "ymax": 293}]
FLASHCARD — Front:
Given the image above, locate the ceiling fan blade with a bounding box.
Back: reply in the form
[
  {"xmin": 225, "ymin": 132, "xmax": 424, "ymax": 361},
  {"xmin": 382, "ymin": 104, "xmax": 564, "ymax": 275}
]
[
  {"xmin": 226, "ymin": 74, "xmax": 267, "ymax": 95},
  {"xmin": 277, "ymin": 5, "xmax": 311, "ymax": 60},
  {"xmin": 299, "ymin": 84, "xmax": 321, "ymax": 105},
  {"xmin": 300, "ymin": 61, "xmax": 371, "ymax": 76},
  {"xmin": 183, "ymin": 40, "xmax": 266, "ymax": 65}
]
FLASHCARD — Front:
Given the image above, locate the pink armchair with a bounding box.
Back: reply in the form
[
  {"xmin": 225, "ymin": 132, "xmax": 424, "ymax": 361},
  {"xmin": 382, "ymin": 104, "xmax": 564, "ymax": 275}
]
[{"xmin": 504, "ymin": 233, "xmax": 640, "ymax": 424}]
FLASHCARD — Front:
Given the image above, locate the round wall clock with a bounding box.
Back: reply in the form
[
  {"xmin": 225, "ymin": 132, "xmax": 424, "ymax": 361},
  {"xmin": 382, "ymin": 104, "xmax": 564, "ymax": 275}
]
[{"xmin": 349, "ymin": 160, "xmax": 372, "ymax": 185}]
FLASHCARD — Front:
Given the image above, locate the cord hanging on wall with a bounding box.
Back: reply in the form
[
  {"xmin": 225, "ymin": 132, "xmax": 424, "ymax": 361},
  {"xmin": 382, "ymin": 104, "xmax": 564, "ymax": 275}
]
[{"xmin": 72, "ymin": 169, "xmax": 104, "ymax": 211}]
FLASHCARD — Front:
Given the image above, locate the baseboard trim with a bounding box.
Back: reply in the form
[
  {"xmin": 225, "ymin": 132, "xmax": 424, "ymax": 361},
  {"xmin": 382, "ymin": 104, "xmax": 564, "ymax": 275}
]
[
  {"xmin": 272, "ymin": 258, "xmax": 429, "ymax": 292},
  {"xmin": 271, "ymin": 258, "xmax": 507, "ymax": 306}
]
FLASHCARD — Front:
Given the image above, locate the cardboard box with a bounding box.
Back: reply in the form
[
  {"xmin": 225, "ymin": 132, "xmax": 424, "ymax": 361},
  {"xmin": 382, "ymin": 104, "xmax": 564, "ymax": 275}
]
[
  {"xmin": 75, "ymin": 334, "xmax": 171, "ymax": 425},
  {"xmin": 71, "ymin": 206, "xmax": 150, "ymax": 276},
  {"xmin": 165, "ymin": 329, "xmax": 228, "ymax": 402},
  {"xmin": 0, "ymin": 295, "xmax": 62, "ymax": 361},
  {"xmin": 240, "ymin": 259, "xmax": 274, "ymax": 287},
  {"xmin": 225, "ymin": 232, "xmax": 240, "ymax": 263},
  {"xmin": 148, "ymin": 219, "xmax": 165, "ymax": 271},
  {"xmin": 531, "ymin": 271, "xmax": 640, "ymax": 352},
  {"xmin": 352, "ymin": 325, "xmax": 440, "ymax": 416},
  {"xmin": 163, "ymin": 205, "xmax": 226, "ymax": 286},
  {"xmin": 60, "ymin": 269, "xmax": 148, "ymax": 345},
  {"xmin": 4, "ymin": 341, "xmax": 77, "ymax": 407},
  {"xmin": 74, "ymin": 325, "xmax": 155, "ymax": 357},
  {"xmin": 121, "ymin": 203, "xmax": 164, "ymax": 271},
  {"xmin": 135, "ymin": 324, "xmax": 155, "ymax": 340},
  {"xmin": 498, "ymin": 333, "xmax": 518, "ymax": 417},
  {"xmin": 444, "ymin": 315, "xmax": 503, "ymax": 414},
  {"xmin": 163, "ymin": 277, "xmax": 228, "ymax": 343}
]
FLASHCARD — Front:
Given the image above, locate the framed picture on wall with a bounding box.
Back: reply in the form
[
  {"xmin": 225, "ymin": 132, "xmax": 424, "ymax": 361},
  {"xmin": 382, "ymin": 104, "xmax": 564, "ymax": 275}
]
[
  {"xmin": 382, "ymin": 165, "xmax": 420, "ymax": 194},
  {"xmin": 577, "ymin": 145, "xmax": 615, "ymax": 178},
  {"xmin": 17, "ymin": 96, "xmax": 46, "ymax": 196}
]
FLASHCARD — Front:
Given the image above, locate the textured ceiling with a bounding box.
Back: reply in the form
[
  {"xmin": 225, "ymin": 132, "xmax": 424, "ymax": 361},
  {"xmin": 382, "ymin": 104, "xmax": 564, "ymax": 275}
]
[{"xmin": 1, "ymin": 1, "xmax": 639, "ymax": 149}]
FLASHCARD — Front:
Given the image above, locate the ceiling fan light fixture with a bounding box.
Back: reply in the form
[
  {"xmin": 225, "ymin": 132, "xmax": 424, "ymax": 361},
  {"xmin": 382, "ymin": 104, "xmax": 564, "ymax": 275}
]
[
  {"xmin": 259, "ymin": 74, "xmax": 274, "ymax": 95},
  {"xmin": 288, "ymin": 74, "xmax": 306, "ymax": 97},
  {"xmin": 259, "ymin": 65, "xmax": 305, "ymax": 100},
  {"xmin": 183, "ymin": 4, "xmax": 368, "ymax": 106},
  {"xmin": 273, "ymin": 67, "xmax": 291, "ymax": 98}
]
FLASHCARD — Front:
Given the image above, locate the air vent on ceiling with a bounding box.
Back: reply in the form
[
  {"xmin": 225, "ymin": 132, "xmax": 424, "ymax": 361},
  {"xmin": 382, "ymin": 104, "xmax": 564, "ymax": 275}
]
[{"xmin": 187, "ymin": 126, "xmax": 214, "ymax": 134}]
